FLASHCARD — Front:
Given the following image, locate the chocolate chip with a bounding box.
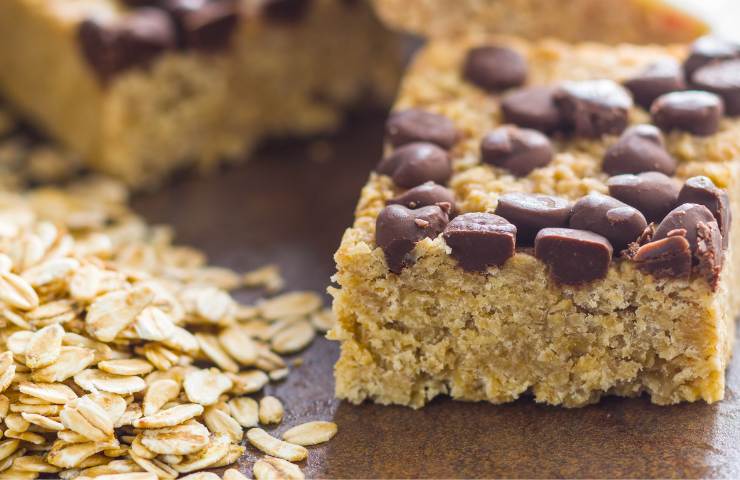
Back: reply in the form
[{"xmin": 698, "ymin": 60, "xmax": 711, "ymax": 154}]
[
  {"xmin": 602, "ymin": 124, "xmax": 676, "ymax": 176},
  {"xmin": 387, "ymin": 182, "xmax": 456, "ymax": 213},
  {"xmin": 262, "ymin": 0, "xmax": 312, "ymax": 22},
  {"xmin": 462, "ymin": 45, "xmax": 527, "ymax": 92},
  {"xmin": 684, "ymin": 35, "xmax": 740, "ymax": 78},
  {"xmin": 78, "ymin": 9, "xmax": 176, "ymax": 82},
  {"xmin": 386, "ymin": 109, "xmax": 459, "ymax": 150},
  {"xmin": 607, "ymin": 171, "xmax": 680, "ymax": 223},
  {"xmin": 569, "ymin": 193, "xmax": 647, "ymax": 252},
  {"xmin": 692, "ymin": 59, "xmax": 740, "ymax": 115},
  {"xmin": 494, "ymin": 193, "xmax": 571, "ymax": 245},
  {"xmin": 443, "ymin": 213, "xmax": 516, "ymax": 271},
  {"xmin": 554, "ymin": 80, "xmax": 632, "ymax": 138},
  {"xmin": 377, "ymin": 142, "xmax": 452, "ymax": 188},
  {"xmin": 677, "ymin": 176, "xmax": 731, "ymax": 248},
  {"xmin": 500, "ymin": 86, "xmax": 561, "ymax": 133},
  {"xmin": 653, "ymin": 203, "xmax": 718, "ymax": 252},
  {"xmin": 534, "ymin": 228, "xmax": 613, "ymax": 285},
  {"xmin": 375, "ymin": 204, "xmax": 449, "ymax": 273},
  {"xmin": 623, "ymin": 59, "xmax": 686, "ymax": 110},
  {"xmin": 480, "ymin": 126, "xmax": 553, "ymax": 176},
  {"xmin": 695, "ymin": 219, "xmax": 724, "ymax": 288},
  {"xmin": 162, "ymin": 0, "xmax": 240, "ymax": 51},
  {"xmin": 633, "ymin": 235, "xmax": 692, "ymax": 279},
  {"xmin": 650, "ymin": 90, "xmax": 724, "ymax": 136}
]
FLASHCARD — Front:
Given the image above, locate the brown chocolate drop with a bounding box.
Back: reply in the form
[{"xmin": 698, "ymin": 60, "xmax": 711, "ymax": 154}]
[
  {"xmin": 388, "ymin": 182, "xmax": 456, "ymax": 213},
  {"xmin": 650, "ymin": 90, "xmax": 724, "ymax": 136},
  {"xmin": 462, "ymin": 45, "xmax": 527, "ymax": 92},
  {"xmin": 695, "ymin": 219, "xmax": 724, "ymax": 288},
  {"xmin": 653, "ymin": 203, "xmax": 718, "ymax": 253},
  {"xmin": 554, "ymin": 80, "xmax": 632, "ymax": 138},
  {"xmin": 607, "ymin": 171, "xmax": 680, "ymax": 223},
  {"xmin": 633, "ymin": 235, "xmax": 692, "ymax": 279},
  {"xmin": 162, "ymin": 0, "xmax": 240, "ymax": 51},
  {"xmin": 602, "ymin": 124, "xmax": 677, "ymax": 176},
  {"xmin": 677, "ymin": 176, "xmax": 731, "ymax": 248},
  {"xmin": 534, "ymin": 228, "xmax": 613, "ymax": 285},
  {"xmin": 683, "ymin": 35, "xmax": 740, "ymax": 78},
  {"xmin": 624, "ymin": 59, "xmax": 686, "ymax": 110},
  {"xmin": 500, "ymin": 86, "xmax": 561, "ymax": 133},
  {"xmin": 386, "ymin": 109, "xmax": 459, "ymax": 150},
  {"xmin": 692, "ymin": 59, "xmax": 740, "ymax": 116},
  {"xmin": 569, "ymin": 193, "xmax": 647, "ymax": 252},
  {"xmin": 377, "ymin": 142, "xmax": 452, "ymax": 188},
  {"xmin": 494, "ymin": 193, "xmax": 571, "ymax": 245},
  {"xmin": 262, "ymin": 0, "xmax": 312, "ymax": 22},
  {"xmin": 480, "ymin": 126, "xmax": 553, "ymax": 176},
  {"xmin": 443, "ymin": 213, "xmax": 516, "ymax": 271}
]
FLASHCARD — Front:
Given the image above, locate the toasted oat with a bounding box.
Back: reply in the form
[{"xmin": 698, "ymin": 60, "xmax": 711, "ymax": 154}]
[
  {"xmin": 95, "ymin": 474, "xmax": 157, "ymax": 480},
  {"xmin": 271, "ymin": 320, "xmax": 315, "ymax": 354},
  {"xmin": 253, "ymin": 456, "xmax": 305, "ymax": 480},
  {"xmin": 223, "ymin": 468, "xmax": 249, "ymax": 480},
  {"xmin": 85, "ymin": 287, "xmax": 154, "ymax": 342},
  {"xmin": 24, "ymin": 323, "xmax": 64, "ymax": 369},
  {"xmin": 311, "ymin": 308, "xmax": 335, "ymax": 332},
  {"xmin": 0, "ymin": 352, "xmax": 15, "ymax": 393},
  {"xmin": 47, "ymin": 440, "xmax": 115, "ymax": 468},
  {"xmin": 282, "ymin": 421, "xmax": 338, "ymax": 446},
  {"xmin": 243, "ymin": 264, "xmax": 284, "ymax": 293},
  {"xmin": 195, "ymin": 333, "xmax": 239, "ymax": 373},
  {"xmin": 246, "ymin": 428, "xmax": 308, "ymax": 462},
  {"xmin": 142, "ymin": 379, "xmax": 180, "ymax": 416},
  {"xmin": 20, "ymin": 413, "xmax": 64, "ymax": 431},
  {"xmin": 60, "ymin": 395, "xmax": 115, "ymax": 441},
  {"xmin": 218, "ymin": 326, "xmax": 258, "ymax": 366},
  {"xmin": 172, "ymin": 433, "xmax": 230, "ymax": 474},
  {"xmin": 227, "ymin": 370, "xmax": 269, "ymax": 395},
  {"xmin": 133, "ymin": 404, "xmax": 204, "ymax": 429},
  {"xmin": 183, "ymin": 369, "xmax": 232, "ymax": 406},
  {"xmin": 140, "ymin": 421, "xmax": 210, "ymax": 455},
  {"xmin": 30, "ymin": 347, "xmax": 94, "ymax": 383},
  {"xmin": 228, "ymin": 397, "xmax": 259, "ymax": 428},
  {"xmin": 18, "ymin": 382, "xmax": 77, "ymax": 404},
  {"xmin": 134, "ymin": 306, "xmax": 175, "ymax": 342},
  {"xmin": 74, "ymin": 369, "xmax": 147, "ymax": 395},
  {"xmin": 258, "ymin": 396, "xmax": 284, "ymax": 425},
  {"xmin": 0, "ymin": 272, "xmax": 39, "ymax": 311},
  {"xmin": 179, "ymin": 472, "xmax": 221, "ymax": 480},
  {"xmin": 203, "ymin": 407, "xmax": 243, "ymax": 443},
  {"xmin": 98, "ymin": 359, "xmax": 154, "ymax": 376},
  {"xmin": 258, "ymin": 291, "xmax": 322, "ymax": 319},
  {"xmin": 11, "ymin": 454, "xmax": 60, "ymax": 473}
]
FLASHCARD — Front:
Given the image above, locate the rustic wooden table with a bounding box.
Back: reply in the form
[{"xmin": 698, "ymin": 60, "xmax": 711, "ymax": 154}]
[{"xmin": 132, "ymin": 111, "xmax": 740, "ymax": 479}]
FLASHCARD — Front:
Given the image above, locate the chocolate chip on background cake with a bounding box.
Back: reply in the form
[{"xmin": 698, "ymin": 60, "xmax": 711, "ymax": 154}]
[
  {"xmin": 677, "ymin": 176, "xmax": 731, "ymax": 247},
  {"xmin": 650, "ymin": 90, "xmax": 724, "ymax": 136},
  {"xmin": 78, "ymin": 8, "xmax": 177, "ymax": 82},
  {"xmin": 602, "ymin": 124, "xmax": 677, "ymax": 176},
  {"xmin": 554, "ymin": 80, "xmax": 632, "ymax": 137},
  {"xmin": 683, "ymin": 35, "xmax": 740, "ymax": 78},
  {"xmin": 375, "ymin": 204, "xmax": 449, "ymax": 273},
  {"xmin": 633, "ymin": 235, "xmax": 692, "ymax": 279},
  {"xmin": 162, "ymin": 0, "xmax": 240, "ymax": 51},
  {"xmin": 569, "ymin": 193, "xmax": 647, "ymax": 252},
  {"xmin": 462, "ymin": 45, "xmax": 528, "ymax": 92},
  {"xmin": 386, "ymin": 109, "xmax": 459, "ymax": 149},
  {"xmin": 262, "ymin": 0, "xmax": 312, "ymax": 22},
  {"xmin": 388, "ymin": 182, "xmax": 456, "ymax": 213},
  {"xmin": 653, "ymin": 203, "xmax": 718, "ymax": 253},
  {"xmin": 534, "ymin": 228, "xmax": 613, "ymax": 285},
  {"xmin": 607, "ymin": 171, "xmax": 680, "ymax": 223},
  {"xmin": 692, "ymin": 59, "xmax": 740, "ymax": 115},
  {"xmin": 377, "ymin": 142, "xmax": 452, "ymax": 188},
  {"xmin": 500, "ymin": 86, "xmax": 561, "ymax": 133},
  {"xmin": 494, "ymin": 192, "xmax": 571, "ymax": 245},
  {"xmin": 443, "ymin": 213, "xmax": 516, "ymax": 271},
  {"xmin": 624, "ymin": 58, "xmax": 686, "ymax": 110},
  {"xmin": 480, "ymin": 126, "xmax": 553, "ymax": 176}
]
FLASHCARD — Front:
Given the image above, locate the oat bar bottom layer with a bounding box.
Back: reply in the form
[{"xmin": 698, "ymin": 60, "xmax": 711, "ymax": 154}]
[{"xmin": 330, "ymin": 37, "xmax": 740, "ymax": 408}]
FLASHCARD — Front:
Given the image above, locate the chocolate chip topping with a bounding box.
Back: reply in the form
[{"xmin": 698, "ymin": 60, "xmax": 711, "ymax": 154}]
[
  {"xmin": 387, "ymin": 182, "xmax": 456, "ymax": 213},
  {"xmin": 386, "ymin": 109, "xmax": 459, "ymax": 150},
  {"xmin": 653, "ymin": 203, "xmax": 718, "ymax": 253},
  {"xmin": 162, "ymin": 0, "xmax": 240, "ymax": 51},
  {"xmin": 494, "ymin": 193, "xmax": 571, "ymax": 245},
  {"xmin": 569, "ymin": 193, "xmax": 647, "ymax": 252},
  {"xmin": 375, "ymin": 204, "xmax": 449, "ymax": 273},
  {"xmin": 623, "ymin": 59, "xmax": 686, "ymax": 110},
  {"xmin": 695, "ymin": 219, "xmax": 724, "ymax": 288},
  {"xmin": 677, "ymin": 176, "xmax": 731, "ymax": 248},
  {"xmin": 377, "ymin": 142, "xmax": 452, "ymax": 188},
  {"xmin": 500, "ymin": 86, "xmax": 561, "ymax": 133},
  {"xmin": 607, "ymin": 171, "xmax": 680, "ymax": 223},
  {"xmin": 262, "ymin": 0, "xmax": 312, "ymax": 23},
  {"xmin": 602, "ymin": 124, "xmax": 677, "ymax": 176},
  {"xmin": 633, "ymin": 235, "xmax": 692, "ymax": 279},
  {"xmin": 78, "ymin": 8, "xmax": 176, "ymax": 82},
  {"xmin": 534, "ymin": 228, "xmax": 613, "ymax": 285},
  {"xmin": 683, "ymin": 35, "xmax": 740, "ymax": 78},
  {"xmin": 692, "ymin": 59, "xmax": 740, "ymax": 116},
  {"xmin": 554, "ymin": 80, "xmax": 632, "ymax": 138},
  {"xmin": 462, "ymin": 46, "xmax": 527, "ymax": 92},
  {"xmin": 480, "ymin": 126, "xmax": 553, "ymax": 176},
  {"xmin": 650, "ymin": 90, "xmax": 724, "ymax": 136},
  {"xmin": 443, "ymin": 213, "xmax": 516, "ymax": 271}
]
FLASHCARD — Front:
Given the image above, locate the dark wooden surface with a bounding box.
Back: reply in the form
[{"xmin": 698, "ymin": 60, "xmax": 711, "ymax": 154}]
[{"xmin": 132, "ymin": 111, "xmax": 740, "ymax": 479}]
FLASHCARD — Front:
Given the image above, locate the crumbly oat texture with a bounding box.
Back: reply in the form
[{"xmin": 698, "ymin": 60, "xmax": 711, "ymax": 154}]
[
  {"xmin": 372, "ymin": 0, "xmax": 708, "ymax": 43},
  {"xmin": 330, "ymin": 36, "xmax": 740, "ymax": 408},
  {"xmin": 0, "ymin": 0, "xmax": 399, "ymax": 188}
]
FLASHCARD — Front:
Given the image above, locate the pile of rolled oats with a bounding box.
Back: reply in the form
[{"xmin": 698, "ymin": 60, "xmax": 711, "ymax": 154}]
[{"xmin": 0, "ymin": 106, "xmax": 337, "ymax": 480}]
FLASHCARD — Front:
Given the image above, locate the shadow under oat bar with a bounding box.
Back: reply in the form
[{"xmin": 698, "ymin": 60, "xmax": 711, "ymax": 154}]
[
  {"xmin": 330, "ymin": 34, "xmax": 740, "ymax": 408},
  {"xmin": 0, "ymin": 0, "xmax": 400, "ymax": 188}
]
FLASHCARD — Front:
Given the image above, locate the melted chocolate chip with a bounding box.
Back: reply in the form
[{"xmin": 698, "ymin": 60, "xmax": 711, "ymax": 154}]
[
  {"xmin": 387, "ymin": 182, "xmax": 456, "ymax": 213},
  {"xmin": 569, "ymin": 193, "xmax": 647, "ymax": 252},
  {"xmin": 78, "ymin": 9, "xmax": 176, "ymax": 82},
  {"xmin": 633, "ymin": 235, "xmax": 692, "ymax": 279},
  {"xmin": 695, "ymin": 219, "xmax": 724, "ymax": 288},
  {"xmin": 375, "ymin": 204, "xmax": 449, "ymax": 273},
  {"xmin": 462, "ymin": 45, "xmax": 527, "ymax": 92},
  {"xmin": 386, "ymin": 109, "xmax": 459, "ymax": 150},
  {"xmin": 692, "ymin": 59, "xmax": 740, "ymax": 116},
  {"xmin": 677, "ymin": 176, "xmax": 731, "ymax": 248},
  {"xmin": 494, "ymin": 193, "xmax": 571, "ymax": 245},
  {"xmin": 500, "ymin": 86, "xmax": 561, "ymax": 133},
  {"xmin": 262, "ymin": 0, "xmax": 312, "ymax": 22},
  {"xmin": 602, "ymin": 124, "xmax": 677, "ymax": 176},
  {"xmin": 623, "ymin": 59, "xmax": 686, "ymax": 110},
  {"xmin": 162, "ymin": 0, "xmax": 240, "ymax": 51},
  {"xmin": 443, "ymin": 213, "xmax": 516, "ymax": 271},
  {"xmin": 534, "ymin": 228, "xmax": 613, "ymax": 285},
  {"xmin": 650, "ymin": 90, "xmax": 724, "ymax": 136},
  {"xmin": 607, "ymin": 171, "xmax": 680, "ymax": 223},
  {"xmin": 377, "ymin": 142, "xmax": 452, "ymax": 188},
  {"xmin": 480, "ymin": 126, "xmax": 553, "ymax": 176},
  {"xmin": 554, "ymin": 80, "xmax": 632, "ymax": 138},
  {"xmin": 684, "ymin": 35, "xmax": 740, "ymax": 78},
  {"xmin": 653, "ymin": 203, "xmax": 718, "ymax": 252}
]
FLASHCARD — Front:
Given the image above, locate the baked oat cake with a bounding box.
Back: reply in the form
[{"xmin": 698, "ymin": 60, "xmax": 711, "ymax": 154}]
[{"xmin": 330, "ymin": 34, "xmax": 740, "ymax": 408}]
